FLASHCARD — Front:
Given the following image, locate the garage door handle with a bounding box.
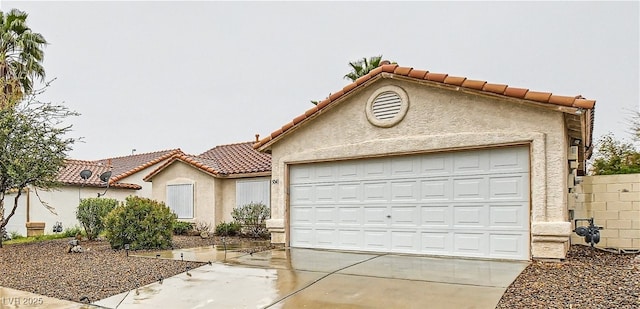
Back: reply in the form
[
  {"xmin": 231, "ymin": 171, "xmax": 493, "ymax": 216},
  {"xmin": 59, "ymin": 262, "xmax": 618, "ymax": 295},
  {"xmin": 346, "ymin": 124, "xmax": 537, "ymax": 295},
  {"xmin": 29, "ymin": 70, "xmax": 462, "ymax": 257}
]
[{"xmin": 386, "ymin": 215, "xmax": 391, "ymax": 218}]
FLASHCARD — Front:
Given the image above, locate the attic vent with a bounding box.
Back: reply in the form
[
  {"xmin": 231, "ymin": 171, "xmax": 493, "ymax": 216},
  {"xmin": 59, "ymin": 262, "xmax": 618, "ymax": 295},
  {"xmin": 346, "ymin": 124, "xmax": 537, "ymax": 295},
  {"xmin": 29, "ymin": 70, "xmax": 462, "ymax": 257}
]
[
  {"xmin": 372, "ymin": 91, "xmax": 402, "ymax": 120},
  {"xmin": 365, "ymin": 85, "xmax": 409, "ymax": 128}
]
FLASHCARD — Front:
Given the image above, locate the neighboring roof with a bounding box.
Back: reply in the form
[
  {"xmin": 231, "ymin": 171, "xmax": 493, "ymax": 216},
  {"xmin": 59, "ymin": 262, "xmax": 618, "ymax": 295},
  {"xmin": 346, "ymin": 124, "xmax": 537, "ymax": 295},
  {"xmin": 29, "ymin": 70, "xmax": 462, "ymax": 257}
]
[
  {"xmin": 254, "ymin": 63, "xmax": 596, "ymax": 150},
  {"xmin": 57, "ymin": 160, "xmax": 141, "ymax": 190},
  {"xmin": 94, "ymin": 149, "xmax": 182, "ymax": 182},
  {"xmin": 144, "ymin": 142, "xmax": 271, "ymax": 181}
]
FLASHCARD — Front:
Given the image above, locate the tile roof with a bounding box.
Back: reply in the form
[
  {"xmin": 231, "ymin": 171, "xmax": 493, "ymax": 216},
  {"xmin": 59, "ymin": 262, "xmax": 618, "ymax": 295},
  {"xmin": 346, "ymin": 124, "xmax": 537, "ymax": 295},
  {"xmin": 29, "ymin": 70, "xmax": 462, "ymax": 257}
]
[
  {"xmin": 144, "ymin": 142, "xmax": 272, "ymax": 181},
  {"xmin": 254, "ymin": 63, "xmax": 596, "ymax": 150},
  {"xmin": 57, "ymin": 160, "xmax": 141, "ymax": 190},
  {"xmin": 93, "ymin": 149, "xmax": 182, "ymax": 182}
]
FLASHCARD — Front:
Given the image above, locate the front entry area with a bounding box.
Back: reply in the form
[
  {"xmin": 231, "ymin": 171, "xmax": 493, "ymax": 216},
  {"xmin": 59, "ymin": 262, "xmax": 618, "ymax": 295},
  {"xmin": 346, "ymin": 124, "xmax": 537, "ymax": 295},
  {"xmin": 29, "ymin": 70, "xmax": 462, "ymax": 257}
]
[{"xmin": 289, "ymin": 146, "xmax": 531, "ymax": 260}]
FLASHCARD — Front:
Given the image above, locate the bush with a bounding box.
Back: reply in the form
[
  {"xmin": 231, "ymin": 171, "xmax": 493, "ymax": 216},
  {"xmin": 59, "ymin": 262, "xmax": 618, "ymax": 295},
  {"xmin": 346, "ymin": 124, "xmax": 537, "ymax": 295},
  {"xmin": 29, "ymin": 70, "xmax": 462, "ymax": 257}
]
[
  {"xmin": 231, "ymin": 202, "xmax": 270, "ymax": 238},
  {"xmin": 62, "ymin": 225, "xmax": 85, "ymax": 238},
  {"xmin": 104, "ymin": 196, "xmax": 176, "ymax": 250},
  {"xmin": 76, "ymin": 198, "xmax": 118, "ymax": 240},
  {"xmin": 590, "ymin": 133, "xmax": 640, "ymax": 175},
  {"xmin": 9, "ymin": 231, "xmax": 22, "ymax": 240},
  {"xmin": 215, "ymin": 221, "xmax": 241, "ymax": 236},
  {"xmin": 172, "ymin": 221, "xmax": 193, "ymax": 235},
  {"xmin": 194, "ymin": 220, "xmax": 212, "ymax": 234}
]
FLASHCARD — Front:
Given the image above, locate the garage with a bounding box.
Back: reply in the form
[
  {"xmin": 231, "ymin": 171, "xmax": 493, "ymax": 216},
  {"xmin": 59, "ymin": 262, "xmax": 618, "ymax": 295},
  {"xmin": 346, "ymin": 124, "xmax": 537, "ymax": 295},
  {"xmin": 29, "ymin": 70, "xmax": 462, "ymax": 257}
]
[{"xmin": 289, "ymin": 146, "xmax": 530, "ymax": 260}]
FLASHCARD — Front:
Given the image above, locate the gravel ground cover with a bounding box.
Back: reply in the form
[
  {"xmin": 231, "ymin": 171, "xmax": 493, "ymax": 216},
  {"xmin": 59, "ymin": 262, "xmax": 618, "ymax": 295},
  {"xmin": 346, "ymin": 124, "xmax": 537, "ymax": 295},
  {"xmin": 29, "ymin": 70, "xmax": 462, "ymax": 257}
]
[
  {"xmin": 0, "ymin": 237, "xmax": 637, "ymax": 308},
  {"xmin": 497, "ymin": 245, "xmax": 639, "ymax": 309},
  {"xmin": 0, "ymin": 235, "xmax": 270, "ymax": 304}
]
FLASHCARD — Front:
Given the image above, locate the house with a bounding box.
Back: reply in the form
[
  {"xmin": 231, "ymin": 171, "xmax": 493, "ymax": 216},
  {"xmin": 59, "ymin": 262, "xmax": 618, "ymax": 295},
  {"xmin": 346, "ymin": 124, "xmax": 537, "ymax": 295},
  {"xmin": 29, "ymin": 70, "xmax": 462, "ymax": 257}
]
[
  {"xmin": 144, "ymin": 142, "xmax": 272, "ymax": 229},
  {"xmin": 254, "ymin": 62, "xmax": 596, "ymax": 261},
  {"xmin": 4, "ymin": 149, "xmax": 180, "ymax": 236}
]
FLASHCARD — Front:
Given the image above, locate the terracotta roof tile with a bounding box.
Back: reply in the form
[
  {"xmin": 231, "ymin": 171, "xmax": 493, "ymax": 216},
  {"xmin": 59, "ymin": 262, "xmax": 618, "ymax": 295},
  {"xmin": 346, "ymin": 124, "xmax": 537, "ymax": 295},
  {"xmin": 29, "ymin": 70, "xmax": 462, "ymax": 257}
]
[
  {"xmin": 355, "ymin": 73, "xmax": 373, "ymax": 85},
  {"xmin": 548, "ymin": 94, "xmax": 578, "ymax": 106},
  {"xmin": 254, "ymin": 63, "xmax": 597, "ymax": 150},
  {"xmin": 381, "ymin": 64, "xmax": 398, "ymax": 73},
  {"xmin": 197, "ymin": 142, "xmax": 272, "ymax": 175},
  {"xmin": 328, "ymin": 90, "xmax": 345, "ymax": 102},
  {"xmin": 281, "ymin": 121, "xmax": 294, "ymax": 132},
  {"xmin": 342, "ymin": 82, "xmax": 358, "ymax": 93},
  {"xmin": 524, "ymin": 91, "xmax": 552, "ymax": 103},
  {"xmin": 292, "ymin": 114, "xmax": 307, "ymax": 125},
  {"xmin": 393, "ymin": 66, "xmax": 412, "ymax": 76},
  {"xmin": 426, "ymin": 72, "xmax": 448, "ymax": 83},
  {"xmin": 408, "ymin": 69, "xmax": 428, "ymax": 79},
  {"xmin": 57, "ymin": 160, "xmax": 141, "ymax": 190},
  {"xmin": 94, "ymin": 149, "xmax": 181, "ymax": 182},
  {"xmin": 573, "ymin": 99, "xmax": 596, "ymax": 109},
  {"xmin": 443, "ymin": 76, "xmax": 466, "ymax": 86},
  {"xmin": 316, "ymin": 98, "xmax": 331, "ymax": 110},
  {"xmin": 483, "ymin": 83, "xmax": 508, "ymax": 94},
  {"xmin": 504, "ymin": 87, "xmax": 528, "ymax": 98}
]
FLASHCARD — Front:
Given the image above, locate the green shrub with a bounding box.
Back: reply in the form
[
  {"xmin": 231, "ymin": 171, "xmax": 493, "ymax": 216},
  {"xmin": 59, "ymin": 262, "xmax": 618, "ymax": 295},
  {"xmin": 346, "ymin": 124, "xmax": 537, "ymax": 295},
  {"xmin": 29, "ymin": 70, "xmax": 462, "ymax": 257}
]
[
  {"xmin": 76, "ymin": 197, "xmax": 118, "ymax": 240},
  {"xmin": 173, "ymin": 221, "xmax": 193, "ymax": 235},
  {"xmin": 9, "ymin": 231, "xmax": 23, "ymax": 240},
  {"xmin": 104, "ymin": 196, "xmax": 176, "ymax": 250},
  {"xmin": 231, "ymin": 202, "xmax": 270, "ymax": 238},
  {"xmin": 214, "ymin": 221, "xmax": 241, "ymax": 236},
  {"xmin": 62, "ymin": 225, "xmax": 85, "ymax": 238}
]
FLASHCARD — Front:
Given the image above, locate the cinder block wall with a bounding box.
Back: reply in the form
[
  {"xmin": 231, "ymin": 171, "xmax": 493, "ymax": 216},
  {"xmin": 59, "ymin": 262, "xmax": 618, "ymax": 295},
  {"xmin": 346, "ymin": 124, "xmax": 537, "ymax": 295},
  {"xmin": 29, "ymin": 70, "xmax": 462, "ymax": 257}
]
[{"xmin": 569, "ymin": 174, "xmax": 640, "ymax": 249}]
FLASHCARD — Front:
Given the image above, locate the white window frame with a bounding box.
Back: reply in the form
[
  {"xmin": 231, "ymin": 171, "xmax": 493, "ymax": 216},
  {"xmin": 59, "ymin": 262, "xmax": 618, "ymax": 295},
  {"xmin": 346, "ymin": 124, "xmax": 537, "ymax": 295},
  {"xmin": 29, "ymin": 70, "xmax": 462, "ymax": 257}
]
[
  {"xmin": 166, "ymin": 183, "xmax": 194, "ymax": 219},
  {"xmin": 236, "ymin": 178, "xmax": 270, "ymax": 209}
]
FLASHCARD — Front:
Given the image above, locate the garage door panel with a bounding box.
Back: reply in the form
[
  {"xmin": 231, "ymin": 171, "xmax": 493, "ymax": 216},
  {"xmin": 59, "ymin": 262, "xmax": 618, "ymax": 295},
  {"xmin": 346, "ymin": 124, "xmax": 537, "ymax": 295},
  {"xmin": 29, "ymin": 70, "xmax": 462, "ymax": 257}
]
[
  {"xmin": 391, "ymin": 206, "xmax": 419, "ymax": 226},
  {"xmin": 290, "ymin": 185, "xmax": 314, "ymax": 204},
  {"xmin": 363, "ymin": 182, "xmax": 389, "ymax": 201},
  {"xmin": 339, "ymin": 230, "xmax": 362, "ymax": 248},
  {"xmin": 421, "ymin": 205, "xmax": 450, "ymax": 226},
  {"xmin": 391, "ymin": 231, "xmax": 419, "ymax": 252},
  {"xmin": 315, "ymin": 207, "xmax": 337, "ymax": 225},
  {"xmin": 421, "ymin": 232, "xmax": 451, "ymax": 252},
  {"xmin": 291, "ymin": 206, "xmax": 313, "ymax": 224},
  {"xmin": 489, "ymin": 175, "xmax": 527, "ymax": 200},
  {"xmin": 364, "ymin": 230, "xmax": 390, "ymax": 250},
  {"xmin": 338, "ymin": 207, "xmax": 362, "ymax": 225},
  {"xmin": 421, "ymin": 156, "xmax": 451, "ymax": 175},
  {"xmin": 453, "ymin": 233, "xmax": 485, "ymax": 255},
  {"xmin": 337, "ymin": 183, "xmax": 360, "ymax": 202},
  {"xmin": 421, "ymin": 179, "xmax": 451, "ymax": 200},
  {"xmin": 489, "ymin": 147, "xmax": 529, "ymax": 172},
  {"xmin": 453, "ymin": 205, "xmax": 487, "ymax": 227},
  {"xmin": 316, "ymin": 229, "xmax": 338, "ymax": 247},
  {"xmin": 364, "ymin": 206, "xmax": 388, "ymax": 226},
  {"xmin": 391, "ymin": 157, "xmax": 419, "ymax": 176},
  {"xmin": 290, "ymin": 146, "xmax": 530, "ymax": 260},
  {"xmin": 489, "ymin": 234, "xmax": 527, "ymax": 258},
  {"xmin": 391, "ymin": 181, "xmax": 418, "ymax": 201},
  {"xmin": 315, "ymin": 185, "xmax": 336, "ymax": 203},
  {"xmin": 453, "ymin": 177, "xmax": 488, "ymax": 200},
  {"xmin": 489, "ymin": 204, "xmax": 527, "ymax": 229}
]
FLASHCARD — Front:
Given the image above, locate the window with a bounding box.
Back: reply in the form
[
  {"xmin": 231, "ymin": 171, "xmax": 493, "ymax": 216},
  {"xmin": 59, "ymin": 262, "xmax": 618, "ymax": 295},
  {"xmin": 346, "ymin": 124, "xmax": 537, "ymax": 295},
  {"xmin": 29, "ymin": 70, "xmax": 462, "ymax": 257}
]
[
  {"xmin": 236, "ymin": 179, "xmax": 270, "ymax": 208},
  {"xmin": 167, "ymin": 183, "xmax": 194, "ymax": 218}
]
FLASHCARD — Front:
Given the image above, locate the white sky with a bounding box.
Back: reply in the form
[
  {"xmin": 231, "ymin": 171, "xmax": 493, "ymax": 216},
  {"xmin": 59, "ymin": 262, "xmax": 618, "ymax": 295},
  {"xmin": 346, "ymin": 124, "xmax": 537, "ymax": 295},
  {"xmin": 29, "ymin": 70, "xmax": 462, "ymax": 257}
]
[{"xmin": 2, "ymin": 1, "xmax": 638, "ymax": 160}]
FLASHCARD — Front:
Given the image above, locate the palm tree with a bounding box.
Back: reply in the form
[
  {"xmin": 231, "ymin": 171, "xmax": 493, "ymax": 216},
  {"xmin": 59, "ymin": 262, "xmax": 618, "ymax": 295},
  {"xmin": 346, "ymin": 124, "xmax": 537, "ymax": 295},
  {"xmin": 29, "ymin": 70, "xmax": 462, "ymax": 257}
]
[
  {"xmin": 343, "ymin": 55, "xmax": 383, "ymax": 82},
  {"xmin": 0, "ymin": 9, "xmax": 47, "ymax": 108}
]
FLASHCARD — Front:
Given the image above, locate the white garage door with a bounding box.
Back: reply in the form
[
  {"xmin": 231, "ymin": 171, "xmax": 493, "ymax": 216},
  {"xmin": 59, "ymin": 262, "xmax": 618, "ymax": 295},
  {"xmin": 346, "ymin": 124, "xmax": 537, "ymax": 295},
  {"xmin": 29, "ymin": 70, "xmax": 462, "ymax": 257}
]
[{"xmin": 289, "ymin": 146, "xmax": 530, "ymax": 260}]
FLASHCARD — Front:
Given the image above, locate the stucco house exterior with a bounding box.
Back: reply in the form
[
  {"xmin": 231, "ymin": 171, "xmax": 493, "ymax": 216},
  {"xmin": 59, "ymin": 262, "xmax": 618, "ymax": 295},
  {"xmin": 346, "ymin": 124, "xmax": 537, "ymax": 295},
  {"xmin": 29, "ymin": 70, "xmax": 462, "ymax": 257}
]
[
  {"xmin": 254, "ymin": 62, "xmax": 596, "ymax": 260},
  {"xmin": 4, "ymin": 149, "xmax": 180, "ymax": 236},
  {"xmin": 144, "ymin": 142, "xmax": 272, "ymax": 229}
]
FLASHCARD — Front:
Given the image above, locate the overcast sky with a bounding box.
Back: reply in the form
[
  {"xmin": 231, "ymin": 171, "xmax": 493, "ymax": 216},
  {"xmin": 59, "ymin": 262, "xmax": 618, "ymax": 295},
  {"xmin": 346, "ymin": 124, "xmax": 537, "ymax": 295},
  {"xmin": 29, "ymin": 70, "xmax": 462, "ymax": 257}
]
[{"xmin": 2, "ymin": 1, "xmax": 638, "ymax": 160}]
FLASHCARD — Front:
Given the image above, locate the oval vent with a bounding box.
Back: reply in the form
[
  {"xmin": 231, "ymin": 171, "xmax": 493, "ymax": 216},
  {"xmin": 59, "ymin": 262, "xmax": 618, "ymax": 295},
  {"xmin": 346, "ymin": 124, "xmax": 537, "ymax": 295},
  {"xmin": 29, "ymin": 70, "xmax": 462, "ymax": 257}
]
[
  {"xmin": 372, "ymin": 91, "xmax": 402, "ymax": 120},
  {"xmin": 365, "ymin": 85, "xmax": 409, "ymax": 128}
]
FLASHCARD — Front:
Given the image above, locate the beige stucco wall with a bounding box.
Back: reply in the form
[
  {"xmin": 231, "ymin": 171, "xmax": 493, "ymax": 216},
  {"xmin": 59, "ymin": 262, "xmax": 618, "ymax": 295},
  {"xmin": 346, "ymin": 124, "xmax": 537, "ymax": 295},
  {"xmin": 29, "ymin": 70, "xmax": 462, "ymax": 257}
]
[
  {"xmin": 266, "ymin": 77, "xmax": 573, "ymax": 259},
  {"xmin": 569, "ymin": 174, "xmax": 640, "ymax": 249},
  {"xmin": 149, "ymin": 161, "xmax": 271, "ymax": 229},
  {"xmin": 4, "ymin": 186, "xmax": 137, "ymax": 236}
]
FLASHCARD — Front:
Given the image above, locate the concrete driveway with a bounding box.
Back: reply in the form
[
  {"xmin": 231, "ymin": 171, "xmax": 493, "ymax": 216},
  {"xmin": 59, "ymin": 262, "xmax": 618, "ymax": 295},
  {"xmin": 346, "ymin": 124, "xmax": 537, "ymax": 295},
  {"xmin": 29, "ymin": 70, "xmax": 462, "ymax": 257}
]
[{"xmin": 95, "ymin": 247, "xmax": 528, "ymax": 309}]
